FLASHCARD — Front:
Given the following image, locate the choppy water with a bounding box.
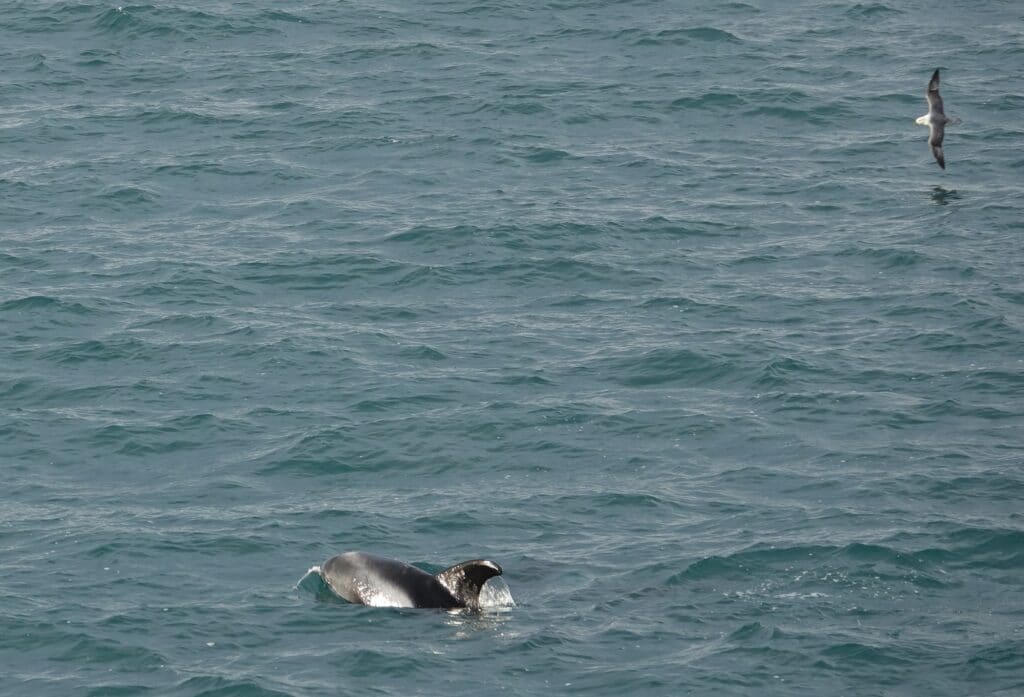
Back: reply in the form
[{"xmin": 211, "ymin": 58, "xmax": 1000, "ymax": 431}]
[{"xmin": 2, "ymin": 1, "xmax": 1023, "ymax": 695}]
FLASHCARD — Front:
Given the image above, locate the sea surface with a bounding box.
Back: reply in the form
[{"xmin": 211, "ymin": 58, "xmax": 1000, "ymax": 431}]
[{"xmin": 2, "ymin": 1, "xmax": 1023, "ymax": 695}]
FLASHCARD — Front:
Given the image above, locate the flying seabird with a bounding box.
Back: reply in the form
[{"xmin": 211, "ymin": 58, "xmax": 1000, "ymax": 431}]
[{"xmin": 915, "ymin": 69, "xmax": 960, "ymax": 169}]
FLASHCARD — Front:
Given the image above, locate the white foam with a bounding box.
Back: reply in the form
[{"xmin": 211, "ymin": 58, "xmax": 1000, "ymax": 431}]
[
  {"xmin": 478, "ymin": 577, "xmax": 516, "ymax": 609},
  {"xmin": 293, "ymin": 565, "xmax": 322, "ymax": 589}
]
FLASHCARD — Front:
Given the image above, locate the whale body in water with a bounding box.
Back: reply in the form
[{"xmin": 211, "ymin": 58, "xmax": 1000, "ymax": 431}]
[{"xmin": 319, "ymin": 551, "xmax": 503, "ymax": 609}]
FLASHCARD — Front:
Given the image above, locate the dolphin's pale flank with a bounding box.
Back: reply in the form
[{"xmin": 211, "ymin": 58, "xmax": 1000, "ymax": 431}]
[{"xmin": 319, "ymin": 551, "xmax": 502, "ymax": 609}]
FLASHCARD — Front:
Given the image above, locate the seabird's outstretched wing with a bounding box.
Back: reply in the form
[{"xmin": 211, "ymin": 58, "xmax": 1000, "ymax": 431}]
[
  {"xmin": 929, "ymin": 122, "xmax": 945, "ymax": 169},
  {"xmin": 926, "ymin": 69, "xmax": 944, "ymax": 117},
  {"xmin": 926, "ymin": 69, "xmax": 946, "ymax": 169}
]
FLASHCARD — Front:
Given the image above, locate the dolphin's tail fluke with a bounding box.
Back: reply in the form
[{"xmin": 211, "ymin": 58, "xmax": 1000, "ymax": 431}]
[{"xmin": 435, "ymin": 560, "xmax": 502, "ymax": 608}]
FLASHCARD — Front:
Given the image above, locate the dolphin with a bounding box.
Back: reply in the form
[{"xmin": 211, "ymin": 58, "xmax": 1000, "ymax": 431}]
[{"xmin": 320, "ymin": 551, "xmax": 503, "ymax": 609}]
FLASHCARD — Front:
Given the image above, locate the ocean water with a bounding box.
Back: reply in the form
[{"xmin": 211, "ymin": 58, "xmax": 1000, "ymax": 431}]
[{"xmin": 2, "ymin": 0, "xmax": 1023, "ymax": 695}]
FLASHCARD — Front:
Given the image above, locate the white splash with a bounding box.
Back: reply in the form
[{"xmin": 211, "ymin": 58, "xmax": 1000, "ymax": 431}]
[
  {"xmin": 478, "ymin": 576, "xmax": 516, "ymax": 609},
  {"xmin": 294, "ymin": 565, "xmax": 322, "ymax": 589}
]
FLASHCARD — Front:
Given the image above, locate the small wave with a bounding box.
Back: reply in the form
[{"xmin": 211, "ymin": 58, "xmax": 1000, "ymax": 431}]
[
  {"xmin": 92, "ymin": 5, "xmax": 276, "ymax": 39},
  {"xmin": 139, "ymin": 107, "xmax": 239, "ymax": 127},
  {"xmin": 235, "ymin": 254, "xmax": 408, "ymax": 290},
  {"xmin": 664, "ymin": 26, "xmax": 741, "ymax": 43},
  {"xmin": 0, "ymin": 295, "xmax": 92, "ymax": 314},
  {"xmin": 671, "ymin": 91, "xmax": 746, "ymax": 111},
  {"xmin": 0, "ymin": 253, "xmax": 46, "ymax": 270},
  {"xmin": 172, "ymin": 676, "xmax": 292, "ymax": 697},
  {"xmin": 97, "ymin": 185, "xmax": 157, "ymax": 206},
  {"xmin": 553, "ymin": 491, "xmax": 684, "ymax": 514},
  {"xmin": 755, "ymin": 356, "xmax": 823, "ymax": 388},
  {"xmin": 518, "ymin": 146, "xmax": 573, "ymax": 164},
  {"xmin": 837, "ymin": 245, "xmax": 930, "ymax": 270},
  {"xmin": 258, "ymin": 9, "xmax": 307, "ymax": 24},
  {"xmin": 602, "ymin": 347, "xmax": 734, "ymax": 388},
  {"xmin": 91, "ymin": 6, "xmax": 190, "ymax": 39},
  {"xmin": 744, "ymin": 105, "xmax": 815, "ymax": 121},
  {"xmin": 397, "ymin": 345, "xmax": 448, "ymax": 361},
  {"xmin": 670, "ymin": 532, "xmax": 1024, "ymax": 600},
  {"xmin": 53, "ymin": 631, "xmax": 168, "ymax": 669},
  {"xmin": 42, "ymin": 337, "xmax": 149, "ymax": 365},
  {"xmin": 821, "ymin": 641, "xmax": 913, "ymax": 666},
  {"xmin": 636, "ymin": 26, "xmax": 741, "ymax": 46},
  {"xmin": 845, "ymin": 3, "xmax": 904, "ymax": 19}
]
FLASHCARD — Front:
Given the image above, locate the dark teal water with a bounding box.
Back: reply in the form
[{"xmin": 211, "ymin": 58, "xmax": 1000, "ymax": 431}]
[{"xmin": 3, "ymin": 1, "xmax": 1023, "ymax": 695}]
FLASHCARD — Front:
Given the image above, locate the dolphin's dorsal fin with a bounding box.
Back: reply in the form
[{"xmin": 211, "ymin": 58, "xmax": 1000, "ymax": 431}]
[{"xmin": 435, "ymin": 559, "xmax": 502, "ymax": 608}]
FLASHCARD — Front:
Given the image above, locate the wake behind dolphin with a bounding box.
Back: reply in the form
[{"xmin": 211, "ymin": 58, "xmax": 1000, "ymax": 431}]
[{"xmin": 315, "ymin": 551, "xmax": 507, "ymax": 609}]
